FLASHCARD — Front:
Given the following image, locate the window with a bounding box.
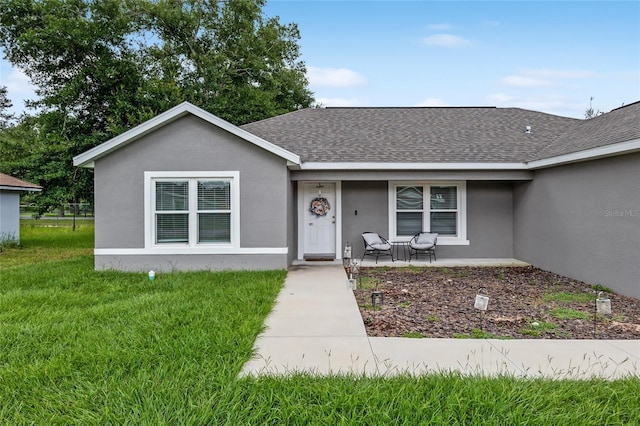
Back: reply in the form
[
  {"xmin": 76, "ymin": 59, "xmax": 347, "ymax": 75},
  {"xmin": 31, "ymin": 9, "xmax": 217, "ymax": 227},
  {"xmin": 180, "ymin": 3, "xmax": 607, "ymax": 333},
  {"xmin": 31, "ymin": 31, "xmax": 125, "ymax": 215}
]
[
  {"xmin": 155, "ymin": 181, "xmax": 189, "ymax": 243},
  {"xmin": 390, "ymin": 182, "xmax": 467, "ymax": 245},
  {"xmin": 146, "ymin": 172, "xmax": 239, "ymax": 248},
  {"xmin": 429, "ymin": 186, "xmax": 458, "ymax": 235}
]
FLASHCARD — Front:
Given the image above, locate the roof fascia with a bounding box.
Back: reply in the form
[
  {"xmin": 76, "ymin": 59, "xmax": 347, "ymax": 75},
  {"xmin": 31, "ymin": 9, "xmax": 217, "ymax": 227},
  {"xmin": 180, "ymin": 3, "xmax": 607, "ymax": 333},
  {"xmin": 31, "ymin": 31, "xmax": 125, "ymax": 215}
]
[
  {"xmin": 299, "ymin": 162, "xmax": 528, "ymax": 170},
  {"xmin": 526, "ymin": 138, "xmax": 640, "ymax": 170},
  {"xmin": 0, "ymin": 185, "xmax": 42, "ymax": 192},
  {"xmin": 73, "ymin": 102, "xmax": 300, "ymax": 168}
]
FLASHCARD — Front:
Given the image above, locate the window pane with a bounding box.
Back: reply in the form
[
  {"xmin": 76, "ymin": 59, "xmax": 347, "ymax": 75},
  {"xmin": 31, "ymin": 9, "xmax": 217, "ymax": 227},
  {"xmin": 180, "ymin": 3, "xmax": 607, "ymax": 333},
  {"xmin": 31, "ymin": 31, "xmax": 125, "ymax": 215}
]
[
  {"xmin": 431, "ymin": 212, "xmax": 457, "ymax": 235},
  {"xmin": 397, "ymin": 212, "xmax": 423, "ymax": 236},
  {"xmin": 156, "ymin": 213, "xmax": 188, "ymax": 243},
  {"xmin": 431, "ymin": 186, "xmax": 457, "ymax": 210},
  {"xmin": 199, "ymin": 213, "xmax": 231, "ymax": 243},
  {"xmin": 397, "ymin": 186, "xmax": 423, "ymax": 210},
  {"xmin": 198, "ymin": 181, "xmax": 230, "ymax": 210},
  {"xmin": 156, "ymin": 182, "xmax": 188, "ymax": 211}
]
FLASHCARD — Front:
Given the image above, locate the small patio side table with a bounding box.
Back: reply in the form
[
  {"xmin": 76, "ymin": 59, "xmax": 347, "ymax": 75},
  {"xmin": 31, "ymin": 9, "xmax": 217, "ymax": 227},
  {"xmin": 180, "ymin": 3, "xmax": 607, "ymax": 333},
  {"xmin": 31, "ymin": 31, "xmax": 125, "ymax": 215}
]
[{"xmin": 390, "ymin": 240, "xmax": 409, "ymax": 261}]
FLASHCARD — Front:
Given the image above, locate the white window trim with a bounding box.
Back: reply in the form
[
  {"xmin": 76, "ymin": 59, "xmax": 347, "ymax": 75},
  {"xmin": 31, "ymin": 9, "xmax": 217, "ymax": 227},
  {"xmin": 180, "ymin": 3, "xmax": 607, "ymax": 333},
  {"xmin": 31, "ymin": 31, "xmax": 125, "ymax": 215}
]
[
  {"xmin": 144, "ymin": 171, "xmax": 240, "ymax": 251},
  {"xmin": 388, "ymin": 181, "xmax": 469, "ymax": 245}
]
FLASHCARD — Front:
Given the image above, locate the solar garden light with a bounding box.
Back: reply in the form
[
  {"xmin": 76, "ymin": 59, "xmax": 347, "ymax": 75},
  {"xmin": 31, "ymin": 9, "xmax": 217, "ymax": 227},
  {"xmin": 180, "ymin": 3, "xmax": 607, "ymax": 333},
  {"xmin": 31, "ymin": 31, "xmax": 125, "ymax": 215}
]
[
  {"xmin": 596, "ymin": 292, "xmax": 612, "ymax": 314},
  {"xmin": 346, "ymin": 259, "xmax": 360, "ymax": 290},
  {"xmin": 347, "ymin": 278, "xmax": 357, "ymax": 290},
  {"xmin": 474, "ymin": 287, "xmax": 489, "ymax": 331},
  {"xmin": 350, "ymin": 259, "xmax": 360, "ymax": 277},
  {"xmin": 474, "ymin": 288, "xmax": 489, "ymax": 311},
  {"xmin": 148, "ymin": 270, "xmax": 155, "ymax": 281},
  {"xmin": 343, "ymin": 241, "xmax": 352, "ymax": 268},
  {"xmin": 371, "ymin": 290, "xmax": 384, "ymax": 308},
  {"xmin": 594, "ymin": 291, "xmax": 612, "ymax": 338}
]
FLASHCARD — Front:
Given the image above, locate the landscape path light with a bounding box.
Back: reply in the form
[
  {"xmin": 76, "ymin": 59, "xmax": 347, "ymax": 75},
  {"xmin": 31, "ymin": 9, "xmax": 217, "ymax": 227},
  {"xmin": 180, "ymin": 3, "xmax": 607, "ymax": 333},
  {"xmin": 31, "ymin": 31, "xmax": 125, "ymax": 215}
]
[
  {"xmin": 345, "ymin": 257, "xmax": 359, "ymax": 290},
  {"xmin": 371, "ymin": 290, "xmax": 384, "ymax": 309},
  {"xmin": 594, "ymin": 291, "xmax": 612, "ymax": 338},
  {"xmin": 474, "ymin": 287, "xmax": 489, "ymax": 331},
  {"xmin": 474, "ymin": 288, "xmax": 489, "ymax": 311},
  {"xmin": 148, "ymin": 270, "xmax": 155, "ymax": 281}
]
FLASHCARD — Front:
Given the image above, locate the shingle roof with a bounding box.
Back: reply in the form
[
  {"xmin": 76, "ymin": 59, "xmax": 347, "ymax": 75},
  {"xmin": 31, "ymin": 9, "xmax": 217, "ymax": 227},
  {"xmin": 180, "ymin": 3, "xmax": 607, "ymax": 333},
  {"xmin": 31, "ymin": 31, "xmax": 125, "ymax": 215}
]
[
  {"xmin": 0, "ymin": 173, "xmax": 42, "ymax": 191},
  {"xmin": 241, "ymin": 107, "xmax": 579, "ymax": 163},
  {"xmin": 530, "ymin": 101, "xmax": 640, "ymax": 161}
]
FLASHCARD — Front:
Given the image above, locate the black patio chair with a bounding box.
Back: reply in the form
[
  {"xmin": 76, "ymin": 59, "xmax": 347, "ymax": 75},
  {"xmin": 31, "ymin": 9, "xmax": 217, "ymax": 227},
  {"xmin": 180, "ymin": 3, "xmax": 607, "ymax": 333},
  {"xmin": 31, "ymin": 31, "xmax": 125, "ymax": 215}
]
[
  {"xmin": 408, "ymin": 232, "xmax": 438, "ymax": 263},
  {"xmin": 361, "ymin": 232, "xmax": 394, "ymax": 263}
]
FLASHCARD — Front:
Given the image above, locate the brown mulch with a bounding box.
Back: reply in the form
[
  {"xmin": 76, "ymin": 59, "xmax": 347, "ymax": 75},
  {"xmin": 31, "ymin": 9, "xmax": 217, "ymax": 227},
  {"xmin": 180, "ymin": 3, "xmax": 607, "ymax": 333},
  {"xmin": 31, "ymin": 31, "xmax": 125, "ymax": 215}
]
[{"xmin": 352, "ymin": 266, "xmax": 640, "ymax": 339}]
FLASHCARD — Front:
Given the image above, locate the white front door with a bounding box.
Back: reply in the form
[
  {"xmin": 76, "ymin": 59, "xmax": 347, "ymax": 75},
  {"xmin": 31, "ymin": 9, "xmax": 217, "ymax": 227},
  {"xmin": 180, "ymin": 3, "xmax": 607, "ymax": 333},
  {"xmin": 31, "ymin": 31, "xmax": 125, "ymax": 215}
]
[{"xmin": 303, "ymin": 182, "xmax": 336, "ymax": 258}]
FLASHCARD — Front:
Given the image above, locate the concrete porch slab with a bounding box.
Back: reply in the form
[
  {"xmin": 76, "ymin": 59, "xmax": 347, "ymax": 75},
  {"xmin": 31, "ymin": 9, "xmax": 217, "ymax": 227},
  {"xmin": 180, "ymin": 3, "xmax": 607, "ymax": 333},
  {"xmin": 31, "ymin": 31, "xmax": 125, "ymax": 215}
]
[{"xmin": 358, "ymin": 258, "xmax": 531, "ymax": 268}]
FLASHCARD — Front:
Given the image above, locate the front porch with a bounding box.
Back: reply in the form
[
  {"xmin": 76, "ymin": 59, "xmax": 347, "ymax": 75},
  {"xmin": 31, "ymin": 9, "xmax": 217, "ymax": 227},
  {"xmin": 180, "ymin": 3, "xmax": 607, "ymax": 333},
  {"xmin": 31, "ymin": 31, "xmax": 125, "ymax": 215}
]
[{"xmin": 292, "ymin": 258, "xmax": 530, "ymax": 268}]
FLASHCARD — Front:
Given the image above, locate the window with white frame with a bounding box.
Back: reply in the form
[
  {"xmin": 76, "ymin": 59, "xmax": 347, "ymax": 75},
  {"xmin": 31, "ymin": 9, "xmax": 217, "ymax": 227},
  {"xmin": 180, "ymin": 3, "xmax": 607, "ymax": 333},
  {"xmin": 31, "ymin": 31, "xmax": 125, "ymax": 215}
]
[
  {"xmin": 390, "ymin": 182, "xmax": 467, "ymax": 244},
  {"xmin": 146, "ymin": 172, "xmax": 239, "ymax": 248}
]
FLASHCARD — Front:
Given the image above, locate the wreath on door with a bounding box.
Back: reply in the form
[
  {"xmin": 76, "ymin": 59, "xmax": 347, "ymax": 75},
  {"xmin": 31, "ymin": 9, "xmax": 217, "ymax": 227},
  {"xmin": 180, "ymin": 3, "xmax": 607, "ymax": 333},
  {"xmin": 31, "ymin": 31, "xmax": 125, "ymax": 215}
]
[{"xmin": 309, "ymin": 197, "xmax": 331, "ymax": 216}]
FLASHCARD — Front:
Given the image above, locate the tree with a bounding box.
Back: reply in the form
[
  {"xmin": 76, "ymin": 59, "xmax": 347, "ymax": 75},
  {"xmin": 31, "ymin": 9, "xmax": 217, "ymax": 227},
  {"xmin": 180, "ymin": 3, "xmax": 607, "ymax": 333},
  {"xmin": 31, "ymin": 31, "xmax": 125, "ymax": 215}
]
[
  {"xmin": 135, "ymin": 0, "xmax": 312, "ymax": 124},
  {"xmin": 584, "ymin": 97, "xmax": 604, "ymax": 119},
  {"xmin": 0, "ymin": 86, "xmax": 13, "ymax": 128},
  {"xmin": 0, "ymin": 0, "xmax": 313, "ymax": 212}
]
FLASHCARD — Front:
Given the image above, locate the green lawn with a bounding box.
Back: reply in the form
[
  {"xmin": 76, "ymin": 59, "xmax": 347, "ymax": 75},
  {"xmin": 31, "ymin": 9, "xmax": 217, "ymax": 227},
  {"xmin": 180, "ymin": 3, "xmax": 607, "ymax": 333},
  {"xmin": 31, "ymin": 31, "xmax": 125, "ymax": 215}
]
[{"xmin": 1, "ymin": 222, "xmax": 638, "ymax": 424}]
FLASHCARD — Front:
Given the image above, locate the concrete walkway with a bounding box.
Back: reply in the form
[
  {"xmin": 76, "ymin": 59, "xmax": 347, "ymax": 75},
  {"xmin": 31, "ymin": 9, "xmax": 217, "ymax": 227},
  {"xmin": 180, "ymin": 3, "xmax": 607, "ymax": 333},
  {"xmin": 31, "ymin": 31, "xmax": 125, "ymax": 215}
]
[{"xmin": 240, "ymin": 263, "xmax": 640, "ymax": 379}]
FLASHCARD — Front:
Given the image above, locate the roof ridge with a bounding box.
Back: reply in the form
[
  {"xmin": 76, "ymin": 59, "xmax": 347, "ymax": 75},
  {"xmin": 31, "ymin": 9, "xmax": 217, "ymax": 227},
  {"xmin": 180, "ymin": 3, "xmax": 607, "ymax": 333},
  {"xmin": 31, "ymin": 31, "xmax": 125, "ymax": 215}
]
[
  {"xmin": 325, "ymin": 106, "xmax": 498, "ymax": 110},
  {"xmin": 610, "ymin": 100, "xmax": 640, "ymax": 112}
]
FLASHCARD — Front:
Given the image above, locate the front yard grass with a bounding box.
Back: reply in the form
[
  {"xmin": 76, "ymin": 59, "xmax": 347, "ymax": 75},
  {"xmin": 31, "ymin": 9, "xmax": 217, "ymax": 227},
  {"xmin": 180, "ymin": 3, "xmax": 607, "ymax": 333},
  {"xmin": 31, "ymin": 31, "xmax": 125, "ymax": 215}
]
[{"xmin": 0, "ymin": 222, "xmax": 638, "ymax": 424}]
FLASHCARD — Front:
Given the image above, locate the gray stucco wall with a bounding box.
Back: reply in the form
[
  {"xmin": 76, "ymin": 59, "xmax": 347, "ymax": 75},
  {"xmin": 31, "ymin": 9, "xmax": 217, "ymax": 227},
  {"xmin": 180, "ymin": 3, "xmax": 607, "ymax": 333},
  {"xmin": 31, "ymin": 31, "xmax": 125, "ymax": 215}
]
[
  {"xmin": 96, "ymin": 254, "xmax": 287, "ymax": 272},
  {"xmin": 342, "ymin": 181, "xmax": 389, "ymax": 257},
  {"xmin": 514, "ymin": 153, "xmax": 640, "ymax": 298},
  {"xmin": 287, "ymin": 177, "xmax": 297, "ymax": 265},
  {"xmin": 93, "ymin": 114, "xmax": 290, "ymax": 271},
  {"xmin": 341, "ymin": 181, "xmax": 514, "ymax": 259}
]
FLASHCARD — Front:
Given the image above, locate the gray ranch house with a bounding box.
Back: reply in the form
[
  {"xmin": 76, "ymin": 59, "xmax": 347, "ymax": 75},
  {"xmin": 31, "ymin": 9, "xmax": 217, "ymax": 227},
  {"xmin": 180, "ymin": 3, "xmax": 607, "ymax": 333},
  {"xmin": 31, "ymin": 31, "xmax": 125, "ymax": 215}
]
[{"xmin": 73, "ymin": 101, "xmax": 640, "ymax": 298}]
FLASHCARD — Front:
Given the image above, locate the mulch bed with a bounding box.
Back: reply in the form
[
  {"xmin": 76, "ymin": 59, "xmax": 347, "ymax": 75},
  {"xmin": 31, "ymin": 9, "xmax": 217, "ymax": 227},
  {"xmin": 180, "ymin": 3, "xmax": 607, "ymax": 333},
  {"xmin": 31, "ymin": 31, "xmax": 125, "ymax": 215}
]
[{"xmin": 351, "ymin": 266, "xmax": 640, "ymax": 339}]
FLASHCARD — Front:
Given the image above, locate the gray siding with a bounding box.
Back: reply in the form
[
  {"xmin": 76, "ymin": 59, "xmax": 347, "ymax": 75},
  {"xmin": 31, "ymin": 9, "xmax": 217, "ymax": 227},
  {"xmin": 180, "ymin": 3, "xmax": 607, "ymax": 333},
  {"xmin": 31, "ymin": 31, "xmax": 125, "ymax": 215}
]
[
  {"xmin": 0, "ymin": 191, "xmax": 20, "ymax": 242},
  {"xmin": 94, "ymin": 114, "xmax": 289, "ymax": 271},
  {"xmin": 514, "ymin": 153, "xmax": 640, "ymax": 298},
  {"xmin": 341, "ymin": 181, "xmax": 514, "ymax": 259}
]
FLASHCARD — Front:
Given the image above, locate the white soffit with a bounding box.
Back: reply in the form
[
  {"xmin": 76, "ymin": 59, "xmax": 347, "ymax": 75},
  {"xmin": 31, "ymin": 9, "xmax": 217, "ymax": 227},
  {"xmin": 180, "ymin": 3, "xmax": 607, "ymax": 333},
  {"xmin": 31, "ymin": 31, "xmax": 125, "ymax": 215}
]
[{"xmin": 73, "ymin": 102, "xmax": 301, "ymax": 168}]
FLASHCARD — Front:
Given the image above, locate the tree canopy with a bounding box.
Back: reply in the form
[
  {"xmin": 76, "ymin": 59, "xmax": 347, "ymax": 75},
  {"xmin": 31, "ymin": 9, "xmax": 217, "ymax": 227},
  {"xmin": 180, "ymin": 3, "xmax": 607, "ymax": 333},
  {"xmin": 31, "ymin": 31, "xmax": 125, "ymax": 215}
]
[{"xmin": 0, "ymin": 0, "xmax": 313, "ymax": 213}]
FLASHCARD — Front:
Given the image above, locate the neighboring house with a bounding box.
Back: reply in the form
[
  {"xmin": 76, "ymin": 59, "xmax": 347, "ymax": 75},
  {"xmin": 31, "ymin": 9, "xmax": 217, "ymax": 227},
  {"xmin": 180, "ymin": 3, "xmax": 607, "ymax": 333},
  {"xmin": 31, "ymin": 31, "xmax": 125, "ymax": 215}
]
[
  {"xmin": 0, "ymin": 173, "xmax": 42, "ymax": 244},
  {"xmin": 73, "ymin": 101, "xmax": 640, "ymax": 298}
]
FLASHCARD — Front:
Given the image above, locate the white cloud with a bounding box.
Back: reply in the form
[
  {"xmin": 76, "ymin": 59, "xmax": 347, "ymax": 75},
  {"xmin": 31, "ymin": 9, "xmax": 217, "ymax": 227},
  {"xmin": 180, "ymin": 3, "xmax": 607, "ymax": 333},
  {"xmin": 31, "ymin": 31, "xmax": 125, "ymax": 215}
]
[
  {"xmin": 307, "ymin": 67, "xmax": 367, "ymax": 88},
  {"xmin": 502, "ymin": 76, "xmax": 552, "ymax": 88},
  {"xmin": 523, "ymin": 68, "xmax": 597, "ymax": 79},
  {"xmin": 314, "ymin": 97, "xmax": 366, "ymax": 107},
  {"xmin": 421, "ymin": 33, "xmax": 471, "ymax": 48},
  {"xmin": 502, "ymin": 68, "xmax": 598, "ymax": 88},
  {"xmin": 485, "ymin": 93, "xmax": 587, "ymax": 118},
  {"xmin": 426, "ymin": 23, "xmax": 453, "ymax": 31},
  {"xmin": 414, "ymin": 97, "xmax": 448, "ymax": 107},
  {"xmin": 486, "ymin": 93, "xmax": 514, "ymax": 104}
]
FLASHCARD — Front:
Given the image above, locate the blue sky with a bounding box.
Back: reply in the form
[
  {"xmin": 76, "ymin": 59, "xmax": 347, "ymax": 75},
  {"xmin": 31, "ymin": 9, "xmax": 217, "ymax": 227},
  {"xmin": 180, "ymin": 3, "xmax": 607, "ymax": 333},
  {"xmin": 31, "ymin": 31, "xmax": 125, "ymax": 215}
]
[{"xmin": 1, "ymin": 0, "xmax": 639, "ymax": 119}]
